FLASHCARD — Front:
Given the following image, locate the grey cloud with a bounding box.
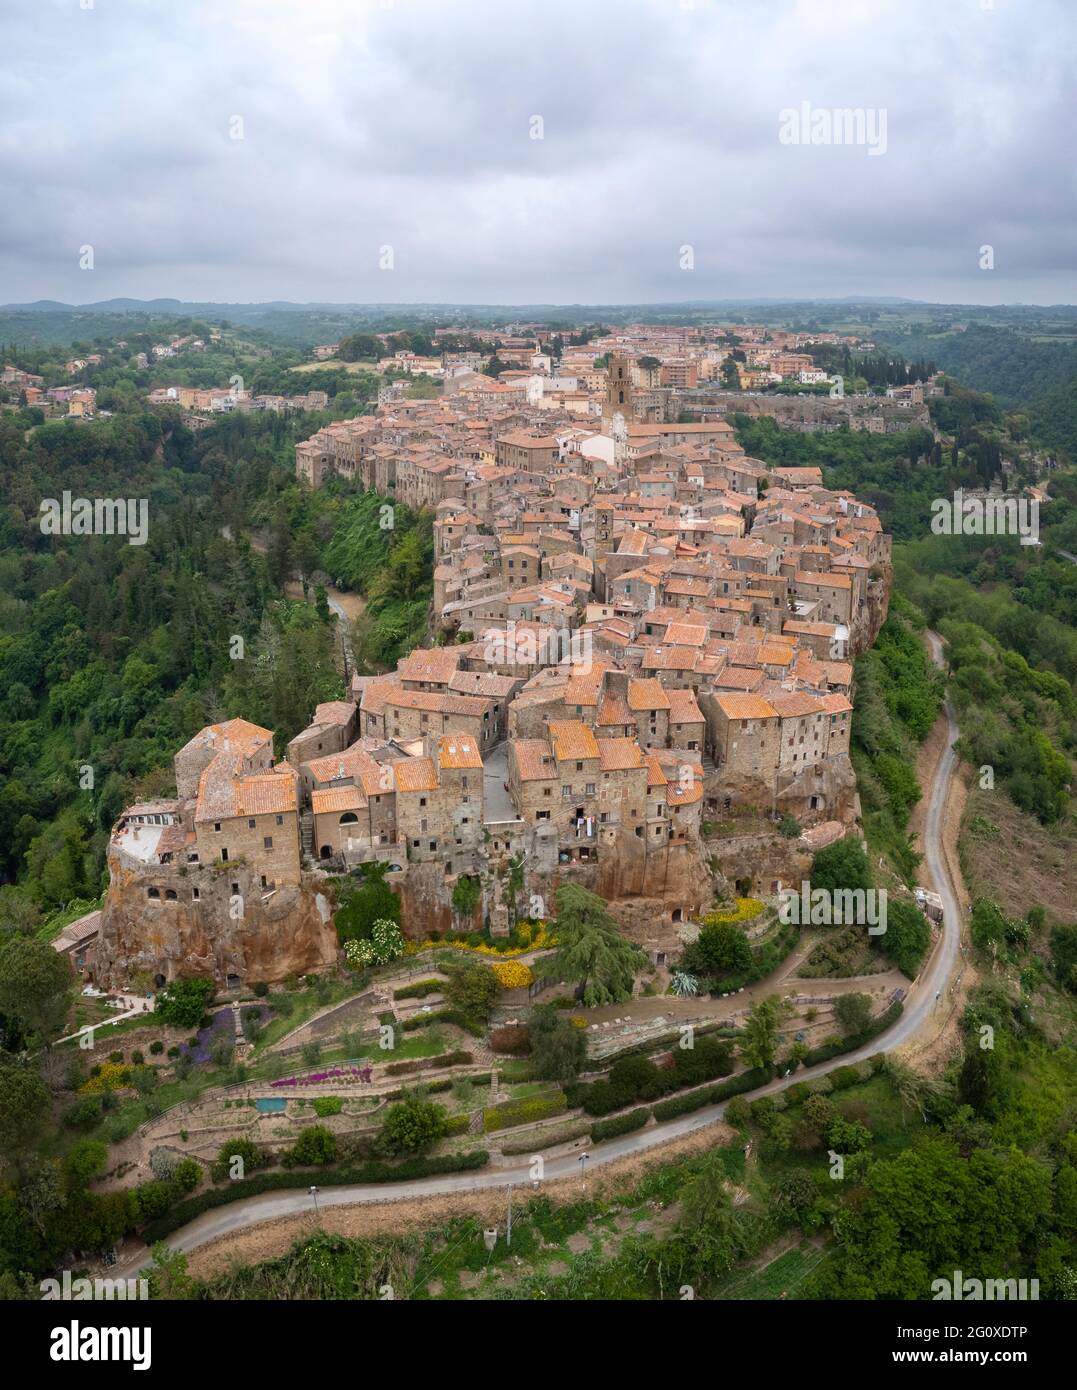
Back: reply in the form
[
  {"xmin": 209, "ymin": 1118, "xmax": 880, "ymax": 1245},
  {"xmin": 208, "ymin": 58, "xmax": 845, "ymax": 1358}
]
[{"xmin": 0, "ymin": 0, "xmax": 1073, "ymax": 304}]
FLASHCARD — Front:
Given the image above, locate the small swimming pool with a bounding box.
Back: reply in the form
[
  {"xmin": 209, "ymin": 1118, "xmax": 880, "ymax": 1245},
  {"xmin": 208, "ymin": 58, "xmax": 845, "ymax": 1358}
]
[{"xmin": 255, "ymin": 1097, "xmax": 287, "ymax": 1113}]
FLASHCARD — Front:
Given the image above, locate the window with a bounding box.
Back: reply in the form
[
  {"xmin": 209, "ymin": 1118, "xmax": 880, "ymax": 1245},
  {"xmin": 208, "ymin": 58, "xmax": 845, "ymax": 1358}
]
[
  {"xmin": 429, "ymin": 841, "xmax": 437, "ymax": 851},
  {"xmin": 220, "ymin": 848, "xmax": 229, "ymax": 862},
  {"xmin": 165, "ymin": 889, "xmax": 177, "ymax": 901},
  {"xmin": 586, "ymin": 783, "xmax": 596, "ymax": 795},
  {"xmin": 260, "ymin": 875, "xmax": 268, "ymax": 889},
  {"xmin": 247, "ymin": 818, "xmax": 256, "ymax": 830},
  {"xmin": 214, "ymin": 821, "xmax": 221, "ymax": 832},
  {"xmin": 276, "ymin": 814, "xmax": 284, "ymax": 826},
  {"xmin": 562, "ymin": 786, "xmax": 572, "ymax": 799},
  {"xmin": 231, "ymin": 882, "xmax": 240, "ymax": 895},
  {"xmin": 576, "ymin": 761, "xmax": 583, "ymax": 772},
  {"xmin": 420, "ymin": 797, "xmax": 426, "ymax": 807},
  {"xmin": 537, "ymin": 810, "xmax": 550, "ymax": 821},
  {"xmin": 543, "ymin": 787, "xmax": 551, "ymax": 797},
  {"xmin": 263, "ymin": 836, "xmax": 273, "ymax": 849},
  {"xmin": 147, "ymin": 888, "xmax": 160, "ymax": 899},
  {"xmin": 192, "ymin": 887, "xmax": 200, "ymax": 900}
]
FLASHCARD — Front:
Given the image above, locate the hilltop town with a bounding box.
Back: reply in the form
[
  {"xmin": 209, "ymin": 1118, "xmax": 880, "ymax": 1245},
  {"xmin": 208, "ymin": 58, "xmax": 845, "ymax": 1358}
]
[{"xmin": 97, "ymin": 332, "xmax": 893, "ymax": 989}]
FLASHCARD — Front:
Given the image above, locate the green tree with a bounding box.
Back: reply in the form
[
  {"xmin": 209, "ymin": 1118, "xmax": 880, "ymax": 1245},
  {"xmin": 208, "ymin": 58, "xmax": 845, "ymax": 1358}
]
[
  {"xmin": 380, "ymin": 1094, "xmax": 447, "ymax": 1155},
  {"xmin": 0, "ymin": 934, "xmax": 72, "ymax": 1047},
  {"xmin": 288, "ymin": 1126, "xmax": 337, "ymax": 1166},
  {"xmin": 546, "ymin": 885, "xmax": 647, "ymax": 1007},
  {"xmin": 738, "ymin": 994, "xmax": 787, "ymax": 1070},
  {"xmin": 155, "ymin": 977, "xmax": 215, "ymax": 1029},
  {"xmin": 0, "ymin": 1059, "xmax": 49, "ymax": 1168},
  {"xmin": 443, "ymin": 960, "xmax": 499, "ymax": 1028},
  {"xmin": 811, "ymin": 835, "xmax": 872, "ymax": 894},
  {"xmin": 528, "ymin": 1004, "xmax": 586, "ymax": 1084},
  {"xmin": 834, "ymin": 992, "xmax": 873, "ymax": 1036}
]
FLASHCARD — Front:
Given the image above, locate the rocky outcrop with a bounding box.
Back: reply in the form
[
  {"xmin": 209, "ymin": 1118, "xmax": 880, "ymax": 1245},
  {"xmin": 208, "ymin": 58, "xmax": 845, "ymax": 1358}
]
[{"xmin": 96, "ymin": 860, "xmax": 338, "ymax": 989}]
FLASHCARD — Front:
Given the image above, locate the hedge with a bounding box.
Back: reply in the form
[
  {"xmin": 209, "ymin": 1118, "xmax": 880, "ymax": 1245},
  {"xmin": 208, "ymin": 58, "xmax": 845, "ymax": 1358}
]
[
  {"xmin": 501, "ymin": 1120, "xmax": 591, "ymax": 1155},
  {"xmin": 483, "ymin": 1092, "xmax": 567, "ymax": 1133},
  {"xmin": 801, "ymin": 1001, "xmax": 903, "ymax": 1066},
  {"xmin": 401, "ymin": 1008, "xmax": 484, "ymax": 1037},
  {"xmin": 384, "ymin": 1050, "xmax": 473, "ymax": 1076},
  {"xmin": 141, "ymin": 1149, "xmax": 491, "ymax": 1242},
  {"xmin": 444, "ymin": 1112, "xmax": 471, "ymax": 1136},
  {"xmin": 651, "ymin": 1065, "xmax": 777, "ymax": 1122},
  {"xmin": 384, "ymin": 1078, "xmax": 454, "ymax": 1101},
  {"xmin": 393, "ymin": 979, "xmax": 444, "ymax": 1000},
  {"xmin": 590, "ymin": 1108, "xmax": 651, "ymax": 1141},
  {"xmin": 573, "ymin": 1036, "xmax": 735, "ymax": 1116}
]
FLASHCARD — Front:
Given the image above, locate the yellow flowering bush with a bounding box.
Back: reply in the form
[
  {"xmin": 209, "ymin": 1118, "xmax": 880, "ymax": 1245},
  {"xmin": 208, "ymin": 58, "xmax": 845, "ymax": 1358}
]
[
  {"xmin": 702, "ymin": 897, "xmax": 765, "ymax": 927},
  {"xmin": 491, "ymin": 960, "xmax": 533, "ymax": 989},
  {"xmin": 80, "ymin": 1062, "xmax": 132, "ymax": 1094},
  {"xmin": 568, "ymin": 1015, "xmax": 588, "ymax": 1029},
  {"xmin": 409, "ymin": 920, "xmax": 556, "ymax": 958}
]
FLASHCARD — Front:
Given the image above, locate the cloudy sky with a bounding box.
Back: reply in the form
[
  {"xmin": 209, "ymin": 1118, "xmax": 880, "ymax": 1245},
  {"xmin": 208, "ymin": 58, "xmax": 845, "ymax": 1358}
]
[{"xmin": 1, "ymin": 0, "xmax": 1073, "ymax": 306}]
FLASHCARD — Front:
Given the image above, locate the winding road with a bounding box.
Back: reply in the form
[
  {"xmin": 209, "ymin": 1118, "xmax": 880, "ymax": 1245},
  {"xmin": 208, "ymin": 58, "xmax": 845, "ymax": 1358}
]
[{"xmin": 116, "ymin": 633, "xmax": 965, "ymax": 1273}]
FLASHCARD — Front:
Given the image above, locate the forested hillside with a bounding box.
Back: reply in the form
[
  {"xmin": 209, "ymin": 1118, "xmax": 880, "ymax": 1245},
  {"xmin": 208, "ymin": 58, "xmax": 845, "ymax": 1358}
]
[{"xmin": 0, "ymin": 409, "xmax": 345, "ymax": 915}]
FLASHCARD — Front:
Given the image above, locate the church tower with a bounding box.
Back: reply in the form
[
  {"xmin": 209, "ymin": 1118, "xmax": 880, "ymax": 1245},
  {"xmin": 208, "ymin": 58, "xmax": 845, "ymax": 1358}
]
[{"xmin": 603, "ymin": 353, "xmax": 634, "ymax": 426}]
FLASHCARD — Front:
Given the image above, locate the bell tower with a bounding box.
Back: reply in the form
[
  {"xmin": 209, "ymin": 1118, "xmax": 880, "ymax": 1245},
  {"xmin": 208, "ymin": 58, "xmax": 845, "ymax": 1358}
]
[{"xmin": 604, "ymin": 353, "xmax": 634, "ymax": 426}]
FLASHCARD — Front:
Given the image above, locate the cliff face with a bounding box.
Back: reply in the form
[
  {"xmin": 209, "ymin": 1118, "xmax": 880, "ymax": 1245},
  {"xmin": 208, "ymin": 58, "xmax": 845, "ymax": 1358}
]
[
  {"xmin": 851, "ymin": 568, "xmax": 892, "ymax": 656},
  {"xmin": 97, "ymin": 859, "xmax": 338, "ymax": 989}
]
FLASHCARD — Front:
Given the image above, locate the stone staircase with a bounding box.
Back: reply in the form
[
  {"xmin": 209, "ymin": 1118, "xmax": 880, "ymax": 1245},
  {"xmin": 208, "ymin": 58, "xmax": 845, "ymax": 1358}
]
[{"xmin": 300, "ymin": 810, "xmax": 314, "ymax": 858}]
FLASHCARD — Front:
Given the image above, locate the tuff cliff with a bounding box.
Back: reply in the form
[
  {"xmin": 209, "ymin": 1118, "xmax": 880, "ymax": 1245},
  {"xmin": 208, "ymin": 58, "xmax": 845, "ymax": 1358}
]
[{"xmin": 96, "ymin": 860, "xmax": 338, "ymax": 989}]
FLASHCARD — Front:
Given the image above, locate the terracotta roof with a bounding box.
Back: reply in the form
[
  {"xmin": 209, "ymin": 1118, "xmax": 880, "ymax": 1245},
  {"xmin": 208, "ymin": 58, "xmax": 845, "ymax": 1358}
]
[
  {"xmin": 665, "ymin": 688, "xmax": 704, "ymax": 724},
  {"xmin": 312, "ymin": 786, "xmax": 367, "ymax": 815},
  {"xmin": 312, "ymin": 700, "xmax": 356, "ymax": 727},
  {"xmin": 627, "ymin": 678, "xmax": 670, "ymax": 712},
  {"xmin": 597, "ymin": 738, "xmax": 645, "ymax": 771},
  {"xmin": 548, "ymin": 721, "xmax": 600, "ymax": 761},
  {"xmin": 437, "ymin": 734, "xmax": 483, "ymax": 769},
  {"xmin": 512, "ymin": 739, "xmax": 558, "ymax": 781},
  {"xmin": 715, "ymin": 692, "xmax": 778, "ymax": 720},
  {"xmin": 232, "ymin": 770, "xmax": 298, "ymax": 817},
  {"xmin": 393, "ymin": 757, "xmax": 439, "ymax": 793}
]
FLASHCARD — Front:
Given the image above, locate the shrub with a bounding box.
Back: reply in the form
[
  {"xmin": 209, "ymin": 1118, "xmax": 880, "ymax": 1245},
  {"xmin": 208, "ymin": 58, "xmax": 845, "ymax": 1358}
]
[
  {"xmin": 393, "ymin": 979, "xmax": 443, "ymax": 1000},
  {"xmin": 443, "ymin": 961, "xmax": 499, "ymax": 1029},
  {"xmin": 724, "ymin": 1095, "xmax": 752, "ymax": 1128},
  {"xmin": 171, "ymin": 1159, "xmax": 202, "ymax": 1193},
  {"xmin": 155, "ymin": 977, "xmax": 216, "ymax": 1029},
  {"xmin": 313, "ymin": 1095, "xmax": 343, "ymax": 1117},
  {"xmin": 490, "ymin": 960, "xmax": 533, "ymax": 990},
  {"xmin": 211, "ymin": 1137, "xmax": 268, "ymax": 1183},
  {"xmin": 149, "ymin": 1040, "xmax": 164, "ymax": 1056},
  {"xmin": 131, "ymin": 1050, "xmax": 145, "ymax": 1066},
  {"xmin": 64, "ymin": 1096, "xmax": 103, "ymax": 1129},
  {"xmin": 287, "ymin": 1126, "xmax": 337, "ymax": 1167},
  {"xmin": 253, "ymin": 981, "xmax": 269, "ymax": 997},
  {"xmin": 301, "ymin": 1041, "xmax": 322, "ymax": 1066},
  {"xmin": 109, "ymin": 1051, "xmax": 124, "ymax": 1063},
  {"xmin": 591, "ymin": 1108, "xmax": 650, "ymax": 1141},
  {"xmin": 166, "ymin": 1045, "xmax": 180, "ymax": 1059},
  {"xmin": 489, "ymin": 1025, "xmax": 531, "ymax": 1055},
  {"xmin": 380, "ymin": 1096, "xmax": 448, "ymax": 1155},
  {"xmin": 483, "ymin": 1092, "xmax": 567, "ymax": 1132}
]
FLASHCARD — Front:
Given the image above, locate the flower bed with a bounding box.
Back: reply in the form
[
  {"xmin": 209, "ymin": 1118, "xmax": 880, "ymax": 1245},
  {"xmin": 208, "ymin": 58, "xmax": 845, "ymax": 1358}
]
[
  {"xmin": 271, "ymin": 1064, "xmax": 374, "ymax": 1089},
  {"xmin": 490, "ymin": 960, "xmax": 533, "ymax": 989}
]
